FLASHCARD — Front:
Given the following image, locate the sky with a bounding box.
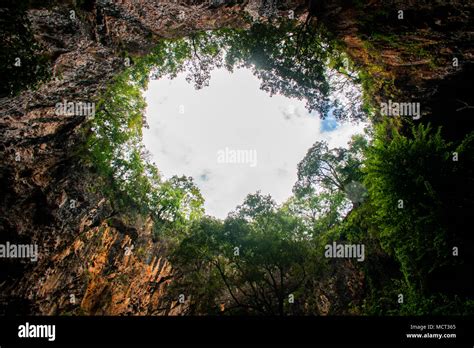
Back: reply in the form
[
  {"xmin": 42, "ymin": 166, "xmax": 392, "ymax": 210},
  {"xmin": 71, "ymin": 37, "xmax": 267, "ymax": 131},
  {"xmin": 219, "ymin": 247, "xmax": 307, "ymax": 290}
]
[{"xmin": 143, "ymin": 67, "xmax": 366, "ymax": 219}]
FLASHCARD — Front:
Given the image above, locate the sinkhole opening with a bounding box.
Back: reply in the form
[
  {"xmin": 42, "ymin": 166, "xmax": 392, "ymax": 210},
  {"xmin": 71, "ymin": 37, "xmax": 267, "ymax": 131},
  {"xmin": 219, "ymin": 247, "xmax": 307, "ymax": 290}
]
[
  {"xmin": 143, "ymin": 66, "xmax": 366, "ymax": 218},
  {"xmin": 87, "ymin": 22, "xmax": 369, "ymax": 228}
]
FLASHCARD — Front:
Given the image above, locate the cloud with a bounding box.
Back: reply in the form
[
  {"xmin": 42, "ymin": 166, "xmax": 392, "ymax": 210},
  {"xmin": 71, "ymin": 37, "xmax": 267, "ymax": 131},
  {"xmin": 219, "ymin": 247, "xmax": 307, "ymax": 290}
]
[{"xmin": 143, "ymin": 68, "xmax": 366, "ymax": 219}]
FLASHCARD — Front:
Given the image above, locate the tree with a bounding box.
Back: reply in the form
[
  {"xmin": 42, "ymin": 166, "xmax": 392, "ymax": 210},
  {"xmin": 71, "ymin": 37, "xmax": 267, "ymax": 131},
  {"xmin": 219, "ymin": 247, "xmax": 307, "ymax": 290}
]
[
  {"xmin": 167, "ymin": 216, "xmax": 227, "ymax": 314},
  {"xmin": 364, "ymin": 123, "xmax": 473, "ymax": 295},
  {"xmin": 283, "ymin": 189, "xmax": 348, "ymax": 235},
  {"xmin": 219, "ymin": 20, "xmax": 364, "ymax": 121},
  {"xmin": 85, "ymin": 43, "xmax": 206, "ymax": 233},
  {"xmin": 170, "ymin": 192, "xmax": 320, "ymax": 315},
  {"xmin": 294, "ymin": 134, "xmax": 368, "ymax": 206},
  {"xmin": 151, "ymin": 175, "xmax": 205, "ymax": 232}
]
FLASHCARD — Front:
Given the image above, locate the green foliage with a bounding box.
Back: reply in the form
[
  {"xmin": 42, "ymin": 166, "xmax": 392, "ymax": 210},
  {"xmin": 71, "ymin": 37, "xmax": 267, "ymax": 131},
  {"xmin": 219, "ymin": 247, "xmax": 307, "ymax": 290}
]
[
  {"xmin": 220, "ymin": 20, "xmax": 364, "ymax": 120},
  {"xmin": 362, "ymin": 278, "xmax": 474, "ymax": 316},
  {"xmin": 84, "ymin": 40, "xmax": 205, "ymax": 234},
  {"xmin": 170, "ymin": 192, "xmax": 323, "ymax": 315},
  {"xmin": 294, "ymin": 134, "xmax": 369, "ymax": 201},
  {"xmin": 283, "ymin": 189, "xmax": 348, "ymax": 236},
  {"xmin": 364, "ymin": 123, "xmax": 455, "ymax": 292}
]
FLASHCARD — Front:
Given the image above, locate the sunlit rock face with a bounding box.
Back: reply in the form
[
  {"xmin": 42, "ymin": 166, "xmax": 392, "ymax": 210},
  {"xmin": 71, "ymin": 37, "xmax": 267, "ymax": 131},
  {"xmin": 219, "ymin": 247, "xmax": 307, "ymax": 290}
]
[{"xmin": 0, "ymin": 0, "xmax": 472, "ymax": 315}]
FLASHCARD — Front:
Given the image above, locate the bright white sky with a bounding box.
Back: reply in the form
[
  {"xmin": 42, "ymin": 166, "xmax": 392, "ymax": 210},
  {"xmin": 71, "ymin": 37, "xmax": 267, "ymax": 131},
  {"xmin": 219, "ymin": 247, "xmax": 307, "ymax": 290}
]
[{"xmin": 143, "ymin": 67, "xmax": 366, "ymax": 219}]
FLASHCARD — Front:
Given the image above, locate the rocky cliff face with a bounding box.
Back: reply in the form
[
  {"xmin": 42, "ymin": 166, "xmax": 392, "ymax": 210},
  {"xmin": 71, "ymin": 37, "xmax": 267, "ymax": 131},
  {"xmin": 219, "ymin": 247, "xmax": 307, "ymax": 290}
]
[
  {"xmin": 0, "ymin": 0, "xmax": 307, "ymax": 316},
  {"xmin": 320, "ymin": 0, "xmax": 474, "ymax": 140},
  {"xmin": 0, "ymin": 0, "xmax": 472, "ymax": 315}
]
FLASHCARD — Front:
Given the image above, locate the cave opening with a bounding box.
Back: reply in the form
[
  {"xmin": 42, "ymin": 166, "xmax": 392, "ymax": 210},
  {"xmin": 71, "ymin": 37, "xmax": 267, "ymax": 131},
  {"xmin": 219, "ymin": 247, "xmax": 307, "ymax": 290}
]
[
  {"xmin": 142, "ymin": 65, "xmax": 367, "ymax": 218},
  {"xmin": 86, "ymin": 20, "xmax": 368, "ymax": 224}
]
